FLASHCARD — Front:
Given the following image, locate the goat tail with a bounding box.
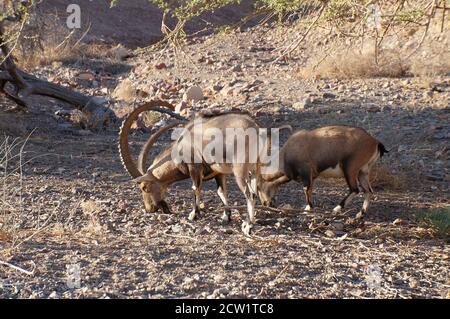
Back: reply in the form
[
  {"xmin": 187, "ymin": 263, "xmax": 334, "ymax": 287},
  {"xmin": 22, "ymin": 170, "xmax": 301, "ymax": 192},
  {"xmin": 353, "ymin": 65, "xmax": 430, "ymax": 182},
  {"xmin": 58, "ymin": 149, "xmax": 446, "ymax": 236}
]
[{"xmin": 378, "ymin": 143, "xmax": 388, "ymax": 158}]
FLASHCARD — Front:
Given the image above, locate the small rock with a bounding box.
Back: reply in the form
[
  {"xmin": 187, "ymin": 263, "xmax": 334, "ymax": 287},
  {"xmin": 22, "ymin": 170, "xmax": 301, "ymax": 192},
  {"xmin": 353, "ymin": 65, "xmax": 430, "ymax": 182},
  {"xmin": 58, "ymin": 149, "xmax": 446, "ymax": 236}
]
[
  {"xmin": 157, "ymin": 214, "xmax": 170, "ymax": 222},
  {"xmin": 155, "ymin": 62, "xmax": 167, "ymax": 70},
  {"xmin": 230, "ymin": 64, "xmax": 242, "ymax": 72},
  {"xmin": 215, "ymin": 287, "xmax": 229, "ymax": 295},
  {"xmin": 331, "ymin": 222, "xmax": 344, "ymax": 231},
  {"xmin": 183, "ymin": 85, "xmax": 204, "ymax": 102},
  {"xmin": 48, "ymin": 291, "xmax": 58, "ymax": 299},
  {"xmin": 367, "ymin": 105, "xmax": 381, "ymax": 113},
  {"xmin": 77, "ymin": 72, "xmax": 95, "ymax": 81},
  {"xmin": 292, "ymin": 98, "xmax": 313, "ymax": 110},
  {"xmin": 322, "ymin": 92, "xmax": 336, "ymax": 99},
  {"xmin": 171, "ymin": 224, "xmax": 182, "ymax": 233},
  {"xmin": 211, "ymin": 83, "xmax": 223, "ymax": 92}
]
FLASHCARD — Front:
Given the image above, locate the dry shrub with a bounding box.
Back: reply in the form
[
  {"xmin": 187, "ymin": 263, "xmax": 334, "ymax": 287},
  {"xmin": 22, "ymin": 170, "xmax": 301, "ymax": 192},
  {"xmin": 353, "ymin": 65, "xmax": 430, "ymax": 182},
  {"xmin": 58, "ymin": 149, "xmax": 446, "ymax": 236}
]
[
  {"xmin": 299, "ymin": 25, "xmax": 450, "ymax": 79},
  {"xmin": 0, "ymin": 136, "xmax": 63, "ymax": 251},
  {"xmin": 0, "ymin": 136, "xmax": 32, "ymax": 246},
  {"xmin": 10, "ymin": 11, "xmax": 131, "ymax": 70},
  {"xmin": 113, "ymin": 79, "xmax": 137, "ymax": 102},
  {"xmin": 141, "ymin": 111, "xmax": 166, "ymax": 127},
  {"xmin": 47, "ymin": 222, "xmax": 66, "ymax": 238},
  {"xmin": 409, "ymin": 40, "xmax": 450, "ymax": 76},
  {"xmin": 299, "ymin": 46, "xmax": 409, "ymax": 79},
  {"xmin": 18, "ymin": 41, "xmax": 129, "ymax": 71},
  {"xmin": 370, "ymin": 164, "xmax": 409, "ymax": 191}
]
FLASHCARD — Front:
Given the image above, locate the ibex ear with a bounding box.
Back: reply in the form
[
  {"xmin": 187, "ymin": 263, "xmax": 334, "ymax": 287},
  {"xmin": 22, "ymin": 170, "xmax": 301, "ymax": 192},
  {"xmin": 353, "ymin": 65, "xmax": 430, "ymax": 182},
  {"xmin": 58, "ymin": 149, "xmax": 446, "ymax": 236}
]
[{"xmin": 133, "ymin": 172, "xmax": 156, "ymax": 183}]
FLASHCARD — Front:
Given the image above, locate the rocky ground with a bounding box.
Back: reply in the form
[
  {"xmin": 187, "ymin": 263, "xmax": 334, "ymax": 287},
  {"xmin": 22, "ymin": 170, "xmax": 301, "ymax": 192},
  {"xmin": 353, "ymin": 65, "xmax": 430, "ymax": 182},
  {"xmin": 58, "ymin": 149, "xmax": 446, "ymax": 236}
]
[{"xmin": 0, "ymin": 22, "xmax": 449, "ymax": 298}]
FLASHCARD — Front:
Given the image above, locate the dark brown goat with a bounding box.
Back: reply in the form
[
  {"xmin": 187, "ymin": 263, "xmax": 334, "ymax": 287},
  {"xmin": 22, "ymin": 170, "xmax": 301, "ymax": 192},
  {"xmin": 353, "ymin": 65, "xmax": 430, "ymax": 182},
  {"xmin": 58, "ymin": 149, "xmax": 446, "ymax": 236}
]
[{"xmin": 258, "ymin": 125, "xmax": 387, "ymax": 217}]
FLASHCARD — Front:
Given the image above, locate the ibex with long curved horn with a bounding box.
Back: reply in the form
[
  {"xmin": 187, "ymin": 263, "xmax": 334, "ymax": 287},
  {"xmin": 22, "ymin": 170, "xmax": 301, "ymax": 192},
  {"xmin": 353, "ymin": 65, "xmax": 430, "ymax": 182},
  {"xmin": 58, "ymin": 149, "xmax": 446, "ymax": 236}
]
[
  {"xmin": 118, "ymin": 101, "xmax": 268, "ymax": 235},
  {"xmin": 258, "ymin": 125, "xmax": 388, "ymax": 218}
]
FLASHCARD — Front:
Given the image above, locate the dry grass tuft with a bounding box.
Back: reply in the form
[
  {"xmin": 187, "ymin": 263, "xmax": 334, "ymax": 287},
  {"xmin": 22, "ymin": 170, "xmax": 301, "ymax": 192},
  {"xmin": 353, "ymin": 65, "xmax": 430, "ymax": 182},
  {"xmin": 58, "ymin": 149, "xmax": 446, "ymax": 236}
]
[
  {"xmin": 409, "ymin": 48, "xmax": 450, "ymax": 77},
  {"xmin": 80, "ymin": 200, "xmax": 105, "ymax": 236},
  {"xmin": 299, "ymin": 47, "xmax": 409, "ymax": 79},
  {"xmin": 141, "ymin": 111, "xmax": 166, "ymax": 127},
  {"xmin": 0, "ymin": 136, "xmax": 27, "ymax": 244},
  {"xmin": 112, "ymin": 79, "xmax": 138, "ymax": 102},
  {"xmin": 299, "ymin": 28, "xmax": 450, "ymax": 79}
]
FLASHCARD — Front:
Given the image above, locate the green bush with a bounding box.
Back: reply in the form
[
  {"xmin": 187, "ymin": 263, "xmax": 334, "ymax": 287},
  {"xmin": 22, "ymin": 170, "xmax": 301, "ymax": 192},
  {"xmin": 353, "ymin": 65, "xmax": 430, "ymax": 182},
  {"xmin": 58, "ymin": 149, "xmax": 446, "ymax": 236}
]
[{"xmin": 416, "ymin": 207, "xmax": 450, "ymax": 239}]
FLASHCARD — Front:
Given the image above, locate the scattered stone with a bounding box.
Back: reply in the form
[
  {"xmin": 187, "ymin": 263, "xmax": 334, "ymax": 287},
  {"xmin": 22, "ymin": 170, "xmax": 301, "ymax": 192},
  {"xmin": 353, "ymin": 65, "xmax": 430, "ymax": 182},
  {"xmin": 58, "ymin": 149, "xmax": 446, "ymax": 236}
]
[
  {"xmin": 331, "ymin": 222, "xmax": 344, "ymax": 231},
  {"xmin": 183, "ymin": 85, "xmax": 204, "ymax": 102},
  {"xmin": 171, "ymin": 224, "xmax": 182, "ymax": 233},
  {"xmin": 230, "ymin": 64, "xmax": 242, "ymax": 72},
  {"xmin": 292, "ymin": 98, "xmax": 313, "ymax": 110},
  {"xmin": 48, "ymin": 291, "xmax": 59, "ymax": 299},
  {"xmin": 211, "ymin": 83, "xmax": 223, "ymax": 92},
  {"xmin": 77, "ymin": 72, "xmax": 95, "ymax": 81},
  {"xmin": 155, "ymin": 62, "xmax": 168, "ymax": 70},
  {"xmin": 322, "ymin": 92, "xmax": 336, "ymax": 99},
  {"xmin": 214, "ymin": 287, "xmax": 229, "ymax": 295}
]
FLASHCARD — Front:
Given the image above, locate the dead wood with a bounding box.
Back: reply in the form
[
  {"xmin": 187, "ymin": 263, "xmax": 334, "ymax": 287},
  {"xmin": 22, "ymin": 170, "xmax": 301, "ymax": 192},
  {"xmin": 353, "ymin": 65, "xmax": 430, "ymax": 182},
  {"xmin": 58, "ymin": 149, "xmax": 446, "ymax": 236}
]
[{"xmin": 0, "ymin": 19, "xmax": 116, "ymax": 129}]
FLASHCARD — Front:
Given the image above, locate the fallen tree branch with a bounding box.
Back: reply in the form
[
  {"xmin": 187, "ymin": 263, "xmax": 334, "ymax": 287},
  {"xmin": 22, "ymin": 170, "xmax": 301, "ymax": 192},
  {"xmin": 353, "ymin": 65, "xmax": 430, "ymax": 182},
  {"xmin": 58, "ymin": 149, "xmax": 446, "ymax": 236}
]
[
  {"xmin": 0, "ymin": 259, "xmax": 35, "ymax": 276},
  {"xmin": 0, "ymin": 16, "xmax": 116, "ymax": 129}
]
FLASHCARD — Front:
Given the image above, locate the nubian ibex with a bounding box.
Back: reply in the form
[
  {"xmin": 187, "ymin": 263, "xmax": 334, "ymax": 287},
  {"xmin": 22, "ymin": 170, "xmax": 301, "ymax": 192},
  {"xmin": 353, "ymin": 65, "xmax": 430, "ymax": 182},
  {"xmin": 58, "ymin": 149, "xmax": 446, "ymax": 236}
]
[
  {"xmin": 119, "ymin": 101, "xmax": 271, "ymax": 236},
  {"xmin": 258, "ymin": 125, "xmax": 388, "ymax": 217}
]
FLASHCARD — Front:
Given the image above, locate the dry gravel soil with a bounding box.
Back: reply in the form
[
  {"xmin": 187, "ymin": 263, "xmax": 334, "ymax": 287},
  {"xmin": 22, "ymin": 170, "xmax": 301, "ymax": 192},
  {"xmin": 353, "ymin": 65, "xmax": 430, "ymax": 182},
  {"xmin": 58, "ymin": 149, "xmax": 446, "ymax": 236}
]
[{"xmin": 0, "ymin": 95, "xmax": 448, "ymax": 298}]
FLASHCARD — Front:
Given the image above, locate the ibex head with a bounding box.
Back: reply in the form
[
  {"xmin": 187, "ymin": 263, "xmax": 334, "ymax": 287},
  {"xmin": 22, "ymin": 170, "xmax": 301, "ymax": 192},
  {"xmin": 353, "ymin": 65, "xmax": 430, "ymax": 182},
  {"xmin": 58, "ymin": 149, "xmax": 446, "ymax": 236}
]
[
  {"xmin": 258, "ymin": 175, "xmax": 289, "ymax": 207},
  {"xmin": 258, "ymin": 182, "xmax": 277, "ymax": 207},
  {"xmin": 133, "ymin": 171, "xmax": 168, "ymax": 213},
  {"xmin": 118, "ymin": 101, "xmax": 187, "ymax": 214}
]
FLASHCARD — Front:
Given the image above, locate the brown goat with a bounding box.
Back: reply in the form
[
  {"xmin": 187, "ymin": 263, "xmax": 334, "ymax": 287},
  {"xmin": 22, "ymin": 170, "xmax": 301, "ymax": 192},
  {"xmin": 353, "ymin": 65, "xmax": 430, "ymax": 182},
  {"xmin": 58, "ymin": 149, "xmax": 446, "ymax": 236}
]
[{"xmin": 258, "ymin": 125, "xmax": 388, "ymax": 217}]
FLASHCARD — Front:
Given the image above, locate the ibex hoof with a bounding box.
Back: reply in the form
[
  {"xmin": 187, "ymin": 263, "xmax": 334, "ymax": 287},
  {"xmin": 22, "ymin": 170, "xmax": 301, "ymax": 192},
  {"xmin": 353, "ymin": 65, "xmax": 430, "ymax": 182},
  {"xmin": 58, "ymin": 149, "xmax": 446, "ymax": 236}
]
[
  {"xmin": 304, "ymin": 205, "xmax": 312, "ymax": 212},
  {"xmin": 188, "ymin": 210, "xmax": 197, "ymax": 221},
  {"xmin": 221, "ymin": 211, "xmax": 231, "ymax": 223},
  {"xmin": 241, "ymin": 221, "xmax": 253, "ymax": 237},
  {"xmin": 355, "ymin": 211, "xmax": 365, "ymax": 219}
]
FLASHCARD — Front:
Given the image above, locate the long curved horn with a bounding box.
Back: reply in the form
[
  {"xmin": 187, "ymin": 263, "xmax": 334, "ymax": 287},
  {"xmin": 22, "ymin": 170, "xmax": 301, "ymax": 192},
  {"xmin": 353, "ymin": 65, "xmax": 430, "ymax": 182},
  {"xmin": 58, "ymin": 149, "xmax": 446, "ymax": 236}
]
[
  {"xmin": 118, "ymin": 100, "xmax": 188, "ymax": 178},
  {"xmin": 138, "ymin": 120, "xmax": 185, "ymax": 174}
]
